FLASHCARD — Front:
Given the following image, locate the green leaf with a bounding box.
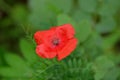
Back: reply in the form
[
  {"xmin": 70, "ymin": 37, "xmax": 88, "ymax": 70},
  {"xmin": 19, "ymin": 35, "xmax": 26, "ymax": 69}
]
[
  {"xmin": 104, "ymin": 0, "xmax": 120, "ymax": 6},
  {"xmin": 78, "ymin": 0, "xmax": 98, "ymax": 13},
  {"xmin": 76, "ymin": 20, "xmax": 92, "ymax": 43},
  {"xmin": 48, "ymin": 0, "xmax": 72, "ymax": 13},
  {"xmin": 4, "ymin": 53, "xmax": 27, "ymax": 70},
  {"xmin": 3, "ymin": 53, "xmax": 32, "ymax": 78},
  {"xmin": 57, "ymin": 14, "xmax": 76, "ymax": 26},
  {"xmin": 93, "ymin": 56, "xmax": 115, "ymax": 80},
  {"xmin": 29, "ymin": 12, "xmax": 53, "ymax": 30},
  {"xmin": 73, "ymin": 58, "xmax": 77, "ymax": 68},
  {"xmin": 98, "ymin": 0, "xmax": 119, "ymax": 17},
  {"xmin": 20, "ymin": 38, "xmax": 38, "ymax": 63},
  {"xmin": 103, "ymin": 67, "xmax": 120, "ymax": 80},
  {"xmin": 28, "ymin": 0, "xmax": 56, "ymax": 29},
  {"xmin": 67, "ymin": 59, "xmax": 73, "ymax": 68},
  {"xmin": 95, "ymin": 17, "xmax": 116, "ymax": 33},
  {"xmin": 72, "ymin": 10, "xmax": 92, "ymax": 22},
  {"xmin": 0, "ymin": 67, "xmax": 25, "ymax": 77},
  {"xmin": 102, "ymin": 30, "xmax": 120, "ymax": 50}
]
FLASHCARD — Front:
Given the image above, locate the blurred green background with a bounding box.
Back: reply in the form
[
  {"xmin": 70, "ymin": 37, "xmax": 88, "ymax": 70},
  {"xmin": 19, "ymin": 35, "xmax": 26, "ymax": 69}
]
[{"xmin": 0, "ymin": 0, "xmax": 120, "ymax": 80}]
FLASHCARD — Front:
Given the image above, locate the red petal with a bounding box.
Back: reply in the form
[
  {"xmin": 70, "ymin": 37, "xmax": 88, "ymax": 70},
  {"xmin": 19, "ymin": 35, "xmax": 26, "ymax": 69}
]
[
  {"xmin": 57, "ymin": 38, "xmax": 77, "ymax": 61},
  {"xmin": 36, "ymin": 44, "xmax": 57, "ymax": 59},
  {"xmin": 34, "ymin": 29, "xmax": 55, "ymax": 45},
  {"xmin": 57, "ymin": 24, "xmax": 75, "ymax": 39},
  {"xmin": 34, "ymin": 31, "xmax": 47, "ymax": 45}
]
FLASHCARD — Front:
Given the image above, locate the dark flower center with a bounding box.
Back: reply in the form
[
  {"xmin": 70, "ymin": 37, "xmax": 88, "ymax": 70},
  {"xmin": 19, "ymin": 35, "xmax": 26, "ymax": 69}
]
[{"xmin": 52, "ymin": 38, "xmax": 60, "ymax": 46}]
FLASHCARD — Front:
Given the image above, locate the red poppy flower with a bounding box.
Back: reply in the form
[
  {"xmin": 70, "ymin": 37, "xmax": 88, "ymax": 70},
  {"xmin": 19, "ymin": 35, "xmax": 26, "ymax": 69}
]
[{"xmin": 34, "ymin": 24, "xmax": 77, "ymax": 61}]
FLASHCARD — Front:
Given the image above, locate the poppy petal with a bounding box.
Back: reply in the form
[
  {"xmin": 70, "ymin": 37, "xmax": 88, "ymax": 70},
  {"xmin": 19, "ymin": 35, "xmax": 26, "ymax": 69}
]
[
  {"xmin": 34, "ymin": 29, "xmax": 55, "ymax": 45},
  {"xmin": 34, "ymin": 31, "xmax": 47, "ymax": 45},
  {"xmin": 57, "ymin": 24, "xmax": 75, "ymax": 39},
  {"xmin": 57, "ymin": 38, "xmax": 77, "ymax": 61},
  {"xmin": 36, "ymin": 44, "xmax": 57, "ymax": 59}
]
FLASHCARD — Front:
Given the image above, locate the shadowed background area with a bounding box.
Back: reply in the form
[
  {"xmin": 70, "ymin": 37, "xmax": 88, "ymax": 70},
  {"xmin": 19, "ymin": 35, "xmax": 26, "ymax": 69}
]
[{"xmin": 0, "ymin": 0, "xmax": 120, "ymax": 80}]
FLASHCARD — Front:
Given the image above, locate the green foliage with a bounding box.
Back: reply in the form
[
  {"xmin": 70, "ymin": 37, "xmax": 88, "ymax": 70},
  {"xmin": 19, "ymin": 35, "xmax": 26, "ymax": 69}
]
[
  {"xmin": 0, "ymin": 0, "xmax": 120, "ymax": 80},
  {"xmin": 48, "ymin": 0, "xmax": 72, "ymax": 13},
  {"xmin": 76, "ymin": 20, "xmax": 92, "ymax": 43},
  {"xmin": 102, "ymin": 30, "xmax": 120, "ymax": 50},
  {"xmin": 20, "ymin": 39, "xmax": 38, "ymax": 63},
  {"xmin": 57, "ymin": 14, "xmax": 76, "ymax": 26},
  {"xmin": 4, "ymin": 53, "xmax": 27, "ymax": 69},
  {"xmin": 0, "ymin": 52, "xmax": 31, "ymax": 78},
  {"xmin": 98, "ymin": 0, "xmax": 120, "ymax": 17},
  {"xmin": 95, "ymin": 17, "xmax": 116, "ymax": 33},
  {"xmin": 28, "ymin": 0, "xmax": 56, "ymax": 29},
  {"xmin": 93, "ymin": 55, "xmax": 120, "ymax": 80},
  {"xmin": 72, "ymin": 10, "xmax": 92, "ymax": 22},
  {"xmin": 78, "ymin": 0, "xmax": 98, "ymax": 13},
  {"xmin": 0, "ymin": 39, "xmax": 58, "ymax": 80}
]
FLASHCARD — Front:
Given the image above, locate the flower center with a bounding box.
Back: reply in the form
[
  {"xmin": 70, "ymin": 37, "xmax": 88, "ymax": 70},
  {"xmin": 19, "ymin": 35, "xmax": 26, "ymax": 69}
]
[{"xmin": 52, "ymin": 38, "xmax": 60, "ymax": 46}]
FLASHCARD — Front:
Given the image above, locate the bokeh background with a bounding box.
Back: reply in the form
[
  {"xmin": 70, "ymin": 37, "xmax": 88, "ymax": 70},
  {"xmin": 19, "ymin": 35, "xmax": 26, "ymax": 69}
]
[{"xmin": 0, "ymin": 0, "xmax": 120, "ymax": 80}]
